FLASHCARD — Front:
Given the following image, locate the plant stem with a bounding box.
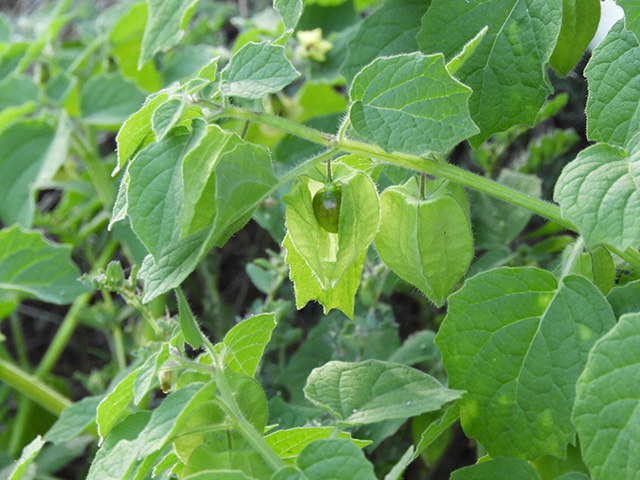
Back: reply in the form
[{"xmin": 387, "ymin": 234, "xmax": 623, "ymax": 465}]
[
  {"xmin": 216, "ymin": 106, "xmax": 640, "ymax": 272},
  {"xmin": 0, "ymin": 358, "xmax": 72, "ymax": 416}
]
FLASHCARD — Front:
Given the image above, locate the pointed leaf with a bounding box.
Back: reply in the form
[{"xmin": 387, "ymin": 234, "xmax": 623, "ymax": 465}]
[
  {"xmin": 139, "ymin": 0, "xmax": 199, "ymax": 68},
  {"xmin": 0, "ymin": 226, "xmax": 90, "ymax": 304},
  {"xmin": 436, "ymin": 268, "xmax": 616, "ymax": 460},
  {"xmin": 418, "ymin": 0, "xmax": 562, "ymax": 147},
  {"xmin": 265, "ymin": 428, "xmax": 370, "ymax": 463},
  {"xmin": 585, "ymin": 20, "xmax": 640, "ymax": 147},
  {"xmin": 176, "ymin": 287, "xmax": 206, "ymax": 349},
  {"xmin": 349, "ymin": 52, "xmax": 477, "ymax": 156},
  {"xmin": 152, "ymin": 97, "xmax": 186, "ymax": 141},
  {"xmin": 573, "ymin": 313, "xmax": 640, "ymax": 480},
  {"xmin": 44, "ymin": 395, "xmax": 103, "ymax": 444},
  {"xmin": 220, "ymin": 41, "xmax": 299, "ymax": 99},
  {"xmin": 304, "ymin": 360, "xmax": 463, "ymax": 425},
  {"xmin": 296, "ymin": 439, "xmax": 376, "ymax": 480},
  {"xmin": 450, "ymin": 457, "xmax": 540, "ymax": 480},
  {"xmin": 97, "ymin": 368, "xmax": 139, "ymax": 442},
  {"xmin": 554, "ymin": 140, "xmax": 640, "ymax": 251},
  {"xmin": 223, "ymin": 313, "xmax": 277, "ymax": 377},
  {"xmin": 275, "ymin": 0, "xmax": 303, "ymax": 31},
  {"xmin": 8, "ymin": 436, "xmax": 45, "ymax": 480}
]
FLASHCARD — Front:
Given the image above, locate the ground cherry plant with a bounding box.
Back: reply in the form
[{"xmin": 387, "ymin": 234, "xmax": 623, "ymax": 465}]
[{"xmin": 1, "ymin": 0, "xmax": 640, "ymax": 479}]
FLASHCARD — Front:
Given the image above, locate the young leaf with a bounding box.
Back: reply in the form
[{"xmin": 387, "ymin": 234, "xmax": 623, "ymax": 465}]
[
  {"xmin": 304, "ymin": 360, "xmax": 463, "ymax": 425},
  {"xmin": 222, "ymin": 312, "xmax": 277, "ymax": 377},
  {"xmin": 573, "ymin": 313, "xmax": 640, "ymax": 480},
  {"xmin": 554, "ymin": 140, "xmax": 640, "ymax": 251},
  {"xmin": 412, "ymin": 403, "xmax": 460, "ymax": 462},
  {"xmin": 549, "ymin": 0, "xmax": 601, "ymax": 76},
  {"xmin": 340, "ymin": 0, "xmax": 431, "ymax": 84},
  {"xmin": 152, "ymin": 96, "xmax": 187, "ymax": 141},
  {"xmin": 450, "ymin": 456, "xmax": 540, "ymax": 480},
  {"xmin": 585, "ymin": 20, "xmax": 640, "ymax": 147},
  {"xmin": 275, "ymin": 0, "xmax": 303, "ymax": 31},
  {"xmin": 446, "ymin": 26, "xmax": 488, "ymax": 77},
  {"xmin": 139, "ymin": 0, "xmax": 200, "ymax": 68},
  {"xmin": 436, "ymin": 268, "xmax": 616, "ymax": 460},
  {"xmin": 0, "ymin": 225, "xmax": 90, "ymax": 304},
  {"xmin": 418, "ymin": 0, "xmax": 562, "ymax": 147},
  {"xmin": 349, "ymin": 52, "xmax": 478, "ymax": 156},
  {"xmin": 176, "ymin": 287, "xmax": 206, "ymax": 349},
  {"xmin": 8, "ymin": 435, "xmax": 45, "ymax": 480},
  {"xmin": 44, "ymin": 394, "xmax": 103, "ymax": 444},
  {"xmin": 115, "ymin": 92, "xmax": 169, "ymax": 174},
  {"xmin": 0, "ymin": 118, "xmax": 69, "ymax": 227},
  {"xmin": 374, "ymin": 180, "xmax": 473, "ymax": 307},
  {"xmin": 133, "ymin": 344, "xmax": 169, "ymax": 405},
  {"xmin": 220, "ymin": 41, "xmax": 300, "ymax": 99}
]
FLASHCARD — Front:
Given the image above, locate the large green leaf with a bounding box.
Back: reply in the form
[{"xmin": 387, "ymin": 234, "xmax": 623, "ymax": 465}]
[
  {"xmin": 375, "ymin": 179, "xmax": 473, "ymax": 307},
  {"xmin": 139, "ymin": 0, "xmax": 200, "ymax": 68},
  {"xmin": 554, "ymin": 139, "xmax": 640, "ymax": 251},
  {"xmin": 348, "ymin": 52, "xmax": 477, "ymax": 156},
  {"xmin": 0, "ymin": 226, "xmax": 90, "ymax": 304},
  {"xmin": 436, "ymin": 267, "xmax": 616, "ymax": 460},
  {"xmin": 274, "ymin": 0, "xmax": 303, "ymax": 31},
  {"xmin": 44, "ymin": 395, "xmax": 103, "ymax": 444},
  {"xmin": 220, "ymin": 41, "xmax": 299, "ymax": 99},
  {"xmin": 0, "ymin": 118, "xmax": 69, "ymax": 227},
  {"xmin": 573, "ymin": 313, "xmax": 640, "ymax": 480},
  {"xmin": 549, "ymin": 0, "xmax": 600, "ymax": 76},
  {"xmin": 304, "ymin": 360, "xmax": 462, "ymax": 425},
  {"xmin": 418, "ymin": 0, "xmax": 563, "ymax": 147},
  {"xmin": 340, "ymin": 0, "xmax": 430, "ymax": 84},
  {"xmin": 585, "ymin": 20, "xmax": 640, "ymax": 147},
  {"xmin": 265, "ymin": 428, "xmax": 370, "ymax": 463}
]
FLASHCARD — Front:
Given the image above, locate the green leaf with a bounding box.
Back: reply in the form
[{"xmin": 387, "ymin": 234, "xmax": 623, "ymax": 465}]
[
  {"xmin": 222, "ymin": 312, "xmax": 277, "ymax": 377},
  {"xmin": 275, "ymin": 0, "xmax": 303, "ymax": 31},
  {"xmin": 446, "ymin": 26, "xmax": 488, "ymax": 77},
  {"xmin": 387, "ymin": 330, "xmax": 440, "ymax": 366},
  {"xmin": 572, "ymin": 313, "xmax": 640, "ymax": 480},
  {"xmin": 374, "ymin": 179, "xmax": 473, "ymax": 307},
  {"xmin": 87, "ymin": 411, "xmax": 152, "ymax": 480},
  {"xmin": 152, "ymin": 97, "xmax": 187, "ymax": 141},
  {"xmin": 220, "ymin": 41, "xmax": 300, "ymax": 99},
  {"xmin": 340, "ymin": 0, "xmax": 431, "ymax": 84},
  {"xmin": 472, "ymin": 169, "xmax": 542, "ymax": 250},
  {"xmin": 436, "ymin": 268, "xmax": 616, "ymax": 460},
  {"xmin": 8, "ymin": 435, "xmax": 45, "ymax": 480},
  {"xmin": 619, "ymin": 0, "xmax": 640, "ymax": 42},
  {"xmin": 304, "ymin": 360, "xmax": 463, "ymax": 425},
  {"xmin": 450, "ymin": 457, "xmax": 540, "ymax": 480},
  {"xmin": 383, "ymin": 446, "xmax": 414, "ymax": 480},
  {"xmin": 607, "ymin": 279, "xmax": 640, "ymax": 318},
  {"xmin": 44, "ymin": 395, "xmax": 102, "ymax": 444},
  {"xmin": 585, "ymin": 20, "xmax": 640, "ymax": 147},
  {"xmin": 97, "ymin": 368, "xmax": 139, "ymax": 442},
  {"xmin": 418, "ymin": 0, "xmax": 563, "ymax": 147},
  {"xmin": 0, "ymin": 74, "xmax": 38, "ymax": 130},
  {"xmin": 133, "ymin": 344, "xmax": 169, "ymax": 405},
  {"xmin": 412, "ymin": 403, "xmax": 460, "ymax": 462},
  {"xmin": 549, "ymin": 0, "xmax": 601, "ymax": 76},
  {"xmin": 554, "ymin": 139, "xmax": 640, "ymax": 251},
  {"xmin": 0, "ymin": 225, "xmax": 90, "ymax": 304},
  {"xmin": 265, "ymin": 428, "xmax": 370, "ymax": 463},
  {"xmin": 176, "ymin": 287, "xmax": 206, "ymax": 349},
  {"xmin": 109, "ymin": 1, "xmax": 162, "ymax": 92},
  {"xmin": 349, "ymin": 52, "xmax": 477, "ymax": 156},
  {"xmin": 80, "ymin": 73, "xmax": 146, "ymax": 126},
  {"xmin": 115, "ymin": 92, "xmax": 169, "ymax": 174},
  {"xmin": 289, "ymin": 439, "xmax": 376, "ymax": 480},
  {"xmin": 0, "ymin": 118, "xmax": 69, "ymax": 227},
  {"xmin": 564, "ymin": 244, "xmax": 615, "ymax": 296},
  {"xmin": 139, "ymin": 0, "xmax": 200, "ymax": 68}
]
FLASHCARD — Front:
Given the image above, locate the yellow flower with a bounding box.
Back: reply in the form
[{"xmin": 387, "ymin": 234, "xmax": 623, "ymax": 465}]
[{"xmin": 296, "ymin": 28, "xmax": 333, "ymax": 63}]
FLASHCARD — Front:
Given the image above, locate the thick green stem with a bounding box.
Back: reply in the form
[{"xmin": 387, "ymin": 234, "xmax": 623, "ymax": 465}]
[
  {"xmin": 217, "ymin": 107, "xmax": 640, "ymax": 272},
  {"xmin": 0, "ymin": 358, "xmax": 72, "ymax": 416}
]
